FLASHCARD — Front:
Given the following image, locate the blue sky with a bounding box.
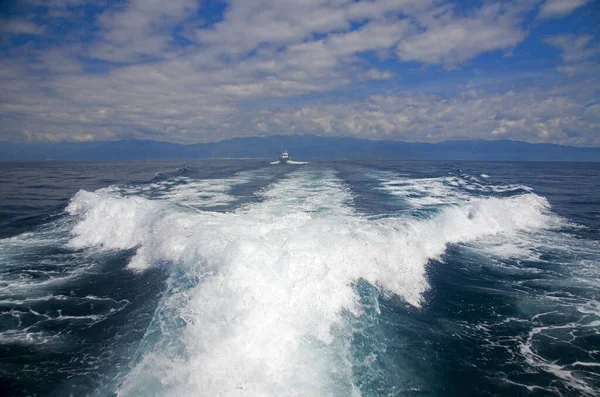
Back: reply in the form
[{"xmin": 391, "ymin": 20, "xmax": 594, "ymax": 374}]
[{"xmin": 0, "ymin": 0, "xmax": 598, "ymax": 146}]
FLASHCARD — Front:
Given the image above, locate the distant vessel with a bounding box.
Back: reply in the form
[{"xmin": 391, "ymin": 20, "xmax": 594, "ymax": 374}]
[{"xmin": 279, "ymin": 149, "xmax": 290, "ymax": 164}]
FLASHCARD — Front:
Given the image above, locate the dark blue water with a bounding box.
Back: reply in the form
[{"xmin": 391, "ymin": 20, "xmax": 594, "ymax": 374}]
[{"xmin": 0, "ymin": 160, "xmax": 598, "ymax": 396}]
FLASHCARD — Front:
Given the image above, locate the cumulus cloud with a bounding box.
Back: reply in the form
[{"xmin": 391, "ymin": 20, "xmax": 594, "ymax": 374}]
[
  {"xmin": 195, "ymin": 0, "xmax": 432, "ymax": 55},
  {"xmin": 2, "ymin": 52, "xmax": 597, "ymax": 146},
  {"xmin": 247, "ymin": 90, "xmax": 599, "ymax": 146},
  {"xmin": 90, "ymin": 0, "xmax": 198, "ymax": 62},
  {"xmin": 396, "ymin": 3, "xmax": 527, "ymax": 67},
  {"xmin": 0, "ymin": 0, "xmax": 598, "ymax": 146}
]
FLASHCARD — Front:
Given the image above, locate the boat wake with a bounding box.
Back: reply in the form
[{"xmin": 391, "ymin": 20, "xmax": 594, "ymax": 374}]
[
  {"xmin": 286, "ymin": 160, "xmax": 308, "ymax": 165},
  {"xmin": 270, "ymin": 160, "xmax": 308, "ymax": 165},
  {"xmin": 63, "ymin": 168, "xmax": 556, "ymax": 396},
  {"xmin": 3, "ymin": 162, "xmax": 597, "ymax": 397}
]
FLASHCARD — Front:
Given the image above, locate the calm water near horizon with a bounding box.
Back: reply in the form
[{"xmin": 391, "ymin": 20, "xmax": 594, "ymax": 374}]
[{"xmin": 0, "ymin": 160, "xmax": 598, "ymax": 396}]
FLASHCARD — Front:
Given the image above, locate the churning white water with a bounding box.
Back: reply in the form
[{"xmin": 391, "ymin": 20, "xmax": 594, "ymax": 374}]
[{"xmin": 64, "ymin": 167, "xmax": 555, "ymax": 396}]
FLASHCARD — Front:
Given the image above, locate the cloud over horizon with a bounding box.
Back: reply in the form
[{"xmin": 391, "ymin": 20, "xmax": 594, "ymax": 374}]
[{"xmin": 0, "ymin": 0, "xmax": 598, "ymax": 146}]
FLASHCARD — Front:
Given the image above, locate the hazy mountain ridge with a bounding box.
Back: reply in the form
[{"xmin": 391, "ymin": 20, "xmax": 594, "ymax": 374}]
[{"xmin": 1, "ymin": 135, "xmax": 599, "ymax": 162}]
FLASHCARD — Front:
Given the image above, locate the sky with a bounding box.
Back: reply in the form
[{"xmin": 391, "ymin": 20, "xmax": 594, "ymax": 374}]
[{"xmin": 0, "ymin": 0, "xmax": 598, "ymax": 146}]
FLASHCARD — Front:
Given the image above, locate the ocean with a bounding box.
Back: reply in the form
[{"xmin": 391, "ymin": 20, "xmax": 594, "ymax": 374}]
[{"xmin": 0, "ymin": 160, "xmax": 598, "ymax": 397}]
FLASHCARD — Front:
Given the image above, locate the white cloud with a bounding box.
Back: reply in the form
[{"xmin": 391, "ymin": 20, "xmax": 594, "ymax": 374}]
[
  {"xmin": 545, "ymin": 34, "xmax": 600, "ymax": 63},
  {"xmin": 195, "ymin": 0, "xmax": 430, "ymax": 54},
  {"xmin": 557, "ymin": 61, "xmax": 600, "ymax": 77},
  {"xmin": 0, "ymin": 0, "xmax": 598, "ymax": 147},
  {"xmin": 2, "ymin": 51, "xmax": 597, "ymax": 146},
  {"xmin": 326, "ymin": 20, "xmax": 409, "ymax": 56},
  {"xmin": 246, "ymin": 89, "xmax": 599, "ymax": 145},
  {"xmin": 0, "ymin": 18, "xmax": 45, "ymax": 35},
  {"xmin": 365, "ymin": 69, "xmax": 394, "ymax": 80},
  {"xmin": 538, "ymin": 0, "xmax": 591, "ymax": 19},
  {"xmin": 397, "ymin": 3, "xmax": 527, "ymax": 67},
  {"xmin": 545, "ymin": 34, "xmax": 600, "ymax": 80},
  {"xmin": 91, "ymin": 0, "xmax": 198, "ymax": 62}
]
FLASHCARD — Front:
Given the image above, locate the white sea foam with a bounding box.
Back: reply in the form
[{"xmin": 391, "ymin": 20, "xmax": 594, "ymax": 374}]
[
  {"xmin": 520, "ymin": 320, "xmax": 600, "ymax": 396},
  {"xmin": 65, "ymin": 168, "xmax": 554, "ymax": 396},
  {"xmin": 156, "ymin": 178, "xmax": 238, "ymax": 207},
  {"xmin": 374, "ymin": 174, "xmax": 470, "ymax": 207},
  {"xmin": 271, "ymin": 160, "xmax": 308, "ymax": 165},
  {"xmin": 373, "ymin": 172, "xmax": 533, "ymax": 208},
  {"xmin": 107, "ymin": 169, "xmax": 270, "ymax": 209},
  {"xmin": 0, "ymin": 329, "xmax": 62, "ymax": 346},
  {"xmin": 0, "ymin": 221, "xmax": 95, "ymax": 294}
]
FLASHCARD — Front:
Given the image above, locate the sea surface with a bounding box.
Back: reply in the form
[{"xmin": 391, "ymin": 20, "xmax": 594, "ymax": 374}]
[{"xmin": 0, "ymin": 160, "xmax": 599, "ymax": 397}]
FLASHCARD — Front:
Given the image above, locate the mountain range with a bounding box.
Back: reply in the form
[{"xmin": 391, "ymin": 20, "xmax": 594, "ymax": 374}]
[{"xmin": 1, "ymin": 135, "xmax": 599, "ymax": 162}]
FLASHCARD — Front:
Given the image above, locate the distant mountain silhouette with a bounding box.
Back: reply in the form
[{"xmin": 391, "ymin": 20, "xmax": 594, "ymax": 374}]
[{"xmin": 1, "ymin": 135, "xmax": 599, "ymax": 162}]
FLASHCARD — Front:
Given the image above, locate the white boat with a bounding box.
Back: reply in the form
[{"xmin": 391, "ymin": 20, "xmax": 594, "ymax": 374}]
[{"xmin": 279, "ymin": 149, "xmax": 290, "ymax": 164}]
